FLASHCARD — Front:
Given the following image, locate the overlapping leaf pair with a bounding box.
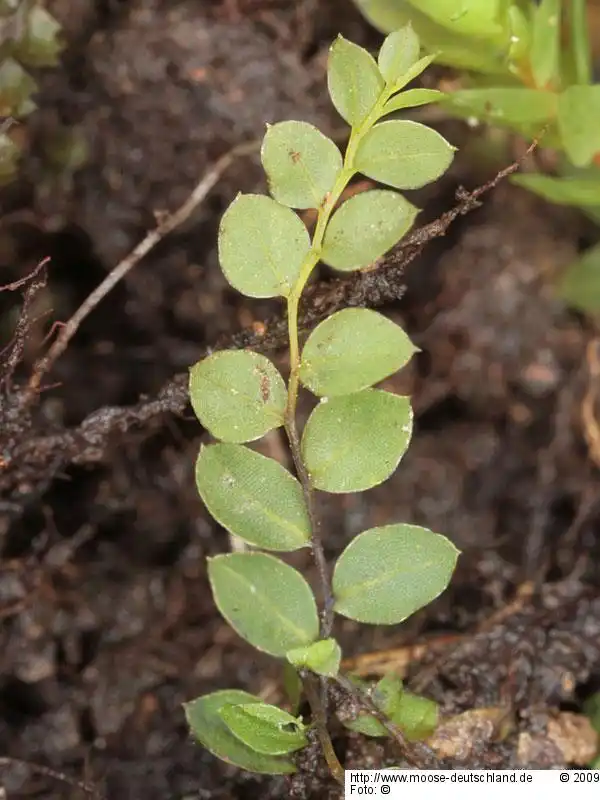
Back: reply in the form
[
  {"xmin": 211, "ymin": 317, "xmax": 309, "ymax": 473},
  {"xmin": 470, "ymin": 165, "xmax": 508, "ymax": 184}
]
[{"xmin": 185, "ymin": 25, "xmax": 459, "ymax": 776}]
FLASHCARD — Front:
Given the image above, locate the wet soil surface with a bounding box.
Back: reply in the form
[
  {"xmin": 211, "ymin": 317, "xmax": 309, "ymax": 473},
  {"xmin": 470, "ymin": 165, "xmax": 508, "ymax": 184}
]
[{"xmin": 1, "ymin": 1, "xmax": 600, "ymax": 797}]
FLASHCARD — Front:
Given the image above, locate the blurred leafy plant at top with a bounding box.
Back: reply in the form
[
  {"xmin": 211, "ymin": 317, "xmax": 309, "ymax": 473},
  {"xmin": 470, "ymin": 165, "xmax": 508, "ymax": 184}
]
[
  {"xmin": 352, "ymin": 0, "xmax": 600, "ymax": 313},
  {"xmin": 0, "ymin": 0, "xmax": 86, "ymax": 186},
  {"xmin": 185, "ymin": 26, "xmax": 459, "ymax": 781}
]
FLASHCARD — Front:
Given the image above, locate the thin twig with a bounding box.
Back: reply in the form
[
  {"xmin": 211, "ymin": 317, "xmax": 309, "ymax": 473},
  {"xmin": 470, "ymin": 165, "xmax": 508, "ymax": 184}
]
[
  {"xmin": 0, "ymin": 258, "xmax": 49, "ymax": 293},
  {"xmin": 0, "ymin": 756, "xmax": 102, "ymax": 798},
  {"xmin": 387, "ymin": 135, "xmax": 541, "ymax": 268},
  {"xmin": 26, "ymin": 140, "xmax": 259, "ymax": 399}
]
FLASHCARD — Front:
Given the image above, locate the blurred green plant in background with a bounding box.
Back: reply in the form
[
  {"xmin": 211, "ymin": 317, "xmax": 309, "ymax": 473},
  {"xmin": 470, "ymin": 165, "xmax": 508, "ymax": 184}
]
[
  {"xmin": 0, "ymin": 0, "xmax": 85, "ymax": 186},
  {"xmin": 352, "ymin": 0, "xmax": 600, "ymax": 313}
]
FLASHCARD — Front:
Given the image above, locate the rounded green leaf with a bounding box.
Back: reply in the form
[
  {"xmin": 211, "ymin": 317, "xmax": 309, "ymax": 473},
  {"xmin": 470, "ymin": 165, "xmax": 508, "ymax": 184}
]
[
  {"xmin": 208, "ymin": 553, "xmax": 319, "ymax": 656},
  {"xmin": 184, "ymin": 690, "xmax": 295, "ymax": 774},
  {"xmin": 286, "ymin": 638, "xmax": 342, "ymax": 678},
  {"xmin": 196, "ymin": 443, "xmax": 311, "ymax": 551},
  {"xmin": 327, "ymin": 35, "xmax": 384, "ymax": 127},
  {"xmin": 321, "ymin": 190, "xmax": 417, "ymax": 271},
  {"xmin": 355, "ymin": 121, "xmax": 455, "ymax": 191},
  {"xmin": 189, "ymin": 350, "xmax": 286, "ymax": 443},
  {"xmin": 301, "ymin": 389, "xmax": 413, "ymax": 493},
  {"xmin": 219, "ymin": 702, "xmax": 307, "ymax": 755},
  {"xmin": 261, "ymin": 121, "xmax": 343, "ymax": 209},
  {"xmin": 299, "ymin": 309, "xmax": 418, "ymax": 397},
  {"xmin": 558, "ymin": 86, "xmax": 600, "ymax": 168},
  {"xmin": 218, "ymin": 193, "xmax": 310, "ymax": 298},
  {"xmin": 333, "ymin": 524, "xmax": 460, "ymax": 624},
  {"xmin": 378, "ymin": 25, "xmax": 420, "ymax": 84}
]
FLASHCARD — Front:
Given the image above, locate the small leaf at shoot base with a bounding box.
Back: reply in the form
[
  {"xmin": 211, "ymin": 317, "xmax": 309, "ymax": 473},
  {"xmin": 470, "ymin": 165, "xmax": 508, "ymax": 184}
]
[
  {"xmin": 286, "ymin": 638, "xmax": 342, "ymax": 677},
  {"xmin": 185, "ymin": 690, "xmax": 295, "ymax": 774},
  {"xmin": 219, "ymin": 702, "xmax": 308, "ymax": 755}
]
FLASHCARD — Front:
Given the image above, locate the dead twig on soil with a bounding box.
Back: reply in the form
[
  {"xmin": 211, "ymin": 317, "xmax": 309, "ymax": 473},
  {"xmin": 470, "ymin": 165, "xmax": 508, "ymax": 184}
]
[
  {"xmin": 0, "ymin": 258, "xmax": 49, "ymax": 389},
  {"xmin": 25, "ymin": 140, "xmax": 260, "ymax": 402}
]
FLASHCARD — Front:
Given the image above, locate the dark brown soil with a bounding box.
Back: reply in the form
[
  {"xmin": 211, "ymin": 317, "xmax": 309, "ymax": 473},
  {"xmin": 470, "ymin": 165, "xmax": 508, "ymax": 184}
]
[{"xmin": 1, "ymin": 1, "xmax": 599, "ymax": 798}]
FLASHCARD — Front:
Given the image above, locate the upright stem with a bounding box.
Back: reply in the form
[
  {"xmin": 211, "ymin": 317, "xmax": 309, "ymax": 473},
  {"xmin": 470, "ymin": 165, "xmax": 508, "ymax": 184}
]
[
  {"xmin": 302, "ymin": 673, "xmax": 345, "ymax": 785},
  {"xmin": 284, "ymin": 85, "xmax": 396, "ymax": 638}
]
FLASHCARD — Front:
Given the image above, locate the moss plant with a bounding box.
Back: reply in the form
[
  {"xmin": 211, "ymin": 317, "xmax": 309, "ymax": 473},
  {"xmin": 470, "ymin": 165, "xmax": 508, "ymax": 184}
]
[
  {"xmin": 352, "ymin": 0, "xmax": 600, "ymax": 313},
  {"xmin": 185, "ymin": 27, "xmax": 460, "ymax": 781},
  {"xmin": 0, "ymin": 0, "xmax": 72, "ymax": 184}
]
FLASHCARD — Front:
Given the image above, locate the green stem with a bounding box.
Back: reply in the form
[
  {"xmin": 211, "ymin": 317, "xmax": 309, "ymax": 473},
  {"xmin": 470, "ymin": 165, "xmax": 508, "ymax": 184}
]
[
  {"xmin": 568, "ymin": 0, "xmax": 592, "ymax": 85},
  {"xmin": 284, "ymin": 86, "xmax": 396, "ymax": 639}
]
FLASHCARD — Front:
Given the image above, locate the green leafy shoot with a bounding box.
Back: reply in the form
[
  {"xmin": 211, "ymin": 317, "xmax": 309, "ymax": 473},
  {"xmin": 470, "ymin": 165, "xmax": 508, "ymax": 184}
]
[{"xmin": 186, "ymin": 25, "xmax": 458, "ymax": 779}]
